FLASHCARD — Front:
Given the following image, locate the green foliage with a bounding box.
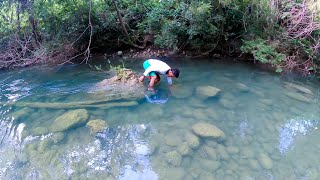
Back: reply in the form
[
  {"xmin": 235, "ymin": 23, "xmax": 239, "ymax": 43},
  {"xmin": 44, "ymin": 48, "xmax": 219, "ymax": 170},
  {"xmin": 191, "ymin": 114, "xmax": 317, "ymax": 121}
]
[
  {"xmin": 139, "ymin": 1, "xmax": 220, "ymax": 50},
  {"xmin": 241, "ymin": 39, "xmax": 285, "ymax": 72},
  {"xmin": 0, "ymin": 0, "xmax": 319, "ymax": 75},
  {"xmin": 108, "ymin": 59, "xmax": 128, "ymax": 79}
]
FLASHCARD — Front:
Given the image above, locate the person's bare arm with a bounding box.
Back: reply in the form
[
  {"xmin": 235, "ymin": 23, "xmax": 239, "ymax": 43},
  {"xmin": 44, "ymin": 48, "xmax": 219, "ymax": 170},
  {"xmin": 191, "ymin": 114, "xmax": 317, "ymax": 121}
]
[
  {"xmin": 148, "ymin": 76, "xmax": 157, "ymax": 91},
  {"xmin": 139, "ymin": 75, "xmax": 145, "ymax": 82}
]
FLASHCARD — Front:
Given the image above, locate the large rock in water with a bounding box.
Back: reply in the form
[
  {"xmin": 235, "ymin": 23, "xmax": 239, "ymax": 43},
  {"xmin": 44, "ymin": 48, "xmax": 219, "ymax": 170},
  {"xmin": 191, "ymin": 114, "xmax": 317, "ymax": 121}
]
[
  {"xmin": 192, "ymin": 123, "xmax": 225, "ymax": 139},
  {"xmin": 50, "ymin": 109, "xmax": 89, "ymax": 132},
  {"xmin": 196, "ymin": 86, "xmax": 221, "ymax": 99},
  {"xmin": 91, "ymin": 69, "xmax": 145, "ymax": 101}
]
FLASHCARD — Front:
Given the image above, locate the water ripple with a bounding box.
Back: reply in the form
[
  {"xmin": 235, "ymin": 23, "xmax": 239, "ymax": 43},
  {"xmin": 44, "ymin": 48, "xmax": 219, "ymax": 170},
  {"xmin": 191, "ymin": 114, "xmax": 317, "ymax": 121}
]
[{"xmin": 278, "ymin": 118, "xmax": 318, "ymax": 154}]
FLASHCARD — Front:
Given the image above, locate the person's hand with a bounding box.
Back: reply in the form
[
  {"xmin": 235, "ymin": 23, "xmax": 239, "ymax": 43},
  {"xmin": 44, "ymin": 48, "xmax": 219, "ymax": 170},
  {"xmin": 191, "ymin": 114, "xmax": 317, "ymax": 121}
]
[
  {"xmin": 139, "ymin": 76, "xmax": 145, "ymax": 82},
  {"xmin": 148, "ymin": 87, "xmax": 154, "ymax": 91}
]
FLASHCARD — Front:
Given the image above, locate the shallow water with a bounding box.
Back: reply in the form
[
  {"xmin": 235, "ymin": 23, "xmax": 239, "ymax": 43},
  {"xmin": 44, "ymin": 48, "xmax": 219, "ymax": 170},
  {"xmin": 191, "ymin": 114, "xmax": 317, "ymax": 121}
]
[{"xmin": 0, "ymin": 58, "xmax": 319, "ymax": 180}]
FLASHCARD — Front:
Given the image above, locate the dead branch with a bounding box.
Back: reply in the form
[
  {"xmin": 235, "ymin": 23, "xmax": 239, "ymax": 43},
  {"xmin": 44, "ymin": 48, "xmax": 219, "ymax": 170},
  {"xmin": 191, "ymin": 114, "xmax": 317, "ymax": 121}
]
[
  {"xmin": 82, "ymin": 0, "xmax": 93, "ymax": 64},
  {"xmin": 281, "ymin": 0, "xmax": 320, "ymax": 39},
  {"xmin": 58, "ymin": 0, "xmax": 93, "ymax": 67},
  {"xmin": 112, "ymin": 0, "xmax": 145, "ymax": 49}
]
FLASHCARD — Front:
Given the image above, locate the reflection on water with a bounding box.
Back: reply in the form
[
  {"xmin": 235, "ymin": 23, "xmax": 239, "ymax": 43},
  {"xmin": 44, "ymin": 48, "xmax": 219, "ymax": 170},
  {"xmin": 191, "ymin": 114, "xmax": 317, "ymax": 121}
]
[
  {"xmin": 278, "ymin": 118, "xmax": 318, "ymax": 154},
  {"xmin": 0, "ymin": 59, "xmax": 319, "ymax": 179},
  {"xmin": 145, "ymin": 89, "xmax": 169, "ymax": 104}
]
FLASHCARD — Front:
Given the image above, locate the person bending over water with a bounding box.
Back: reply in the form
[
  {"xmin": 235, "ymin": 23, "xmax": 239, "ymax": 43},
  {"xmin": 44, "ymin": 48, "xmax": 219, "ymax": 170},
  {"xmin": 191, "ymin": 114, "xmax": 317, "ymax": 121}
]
[{"xmin": 139, "ymin": 59, "xmax": 180, "ymax": 91}]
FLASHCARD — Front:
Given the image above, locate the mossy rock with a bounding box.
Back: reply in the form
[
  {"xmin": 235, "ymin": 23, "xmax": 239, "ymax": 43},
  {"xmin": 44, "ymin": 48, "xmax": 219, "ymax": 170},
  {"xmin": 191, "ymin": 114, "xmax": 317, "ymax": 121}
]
[
  {"xmin": 86, "ymin": 119, "xmax": 108, "ymax": 133},
  {"xmin": 50, "ymin": 109, "xmax": 89, "ymax": 132}
]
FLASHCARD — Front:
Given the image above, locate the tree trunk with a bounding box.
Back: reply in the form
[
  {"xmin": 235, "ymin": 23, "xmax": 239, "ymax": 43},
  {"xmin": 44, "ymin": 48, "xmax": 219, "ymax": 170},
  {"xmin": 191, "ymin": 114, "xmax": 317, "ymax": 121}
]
[{"xmin": 111, "ymin": 0, "xmax": 145, "ymax": 49}]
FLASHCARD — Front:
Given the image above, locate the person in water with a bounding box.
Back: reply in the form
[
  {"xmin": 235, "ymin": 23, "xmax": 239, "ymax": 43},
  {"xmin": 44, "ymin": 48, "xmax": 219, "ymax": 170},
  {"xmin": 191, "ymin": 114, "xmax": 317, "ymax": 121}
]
[{"xmin": 139, "ymin": 59, "xmax": 180, "ymax": 91}]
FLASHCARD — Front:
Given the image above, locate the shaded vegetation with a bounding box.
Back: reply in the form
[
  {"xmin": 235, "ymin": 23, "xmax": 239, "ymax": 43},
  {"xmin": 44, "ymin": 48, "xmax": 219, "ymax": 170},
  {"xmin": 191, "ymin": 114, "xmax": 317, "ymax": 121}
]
[{"xmin": 0, "ymin": 0, "xmax": 319, "ymax": 75}]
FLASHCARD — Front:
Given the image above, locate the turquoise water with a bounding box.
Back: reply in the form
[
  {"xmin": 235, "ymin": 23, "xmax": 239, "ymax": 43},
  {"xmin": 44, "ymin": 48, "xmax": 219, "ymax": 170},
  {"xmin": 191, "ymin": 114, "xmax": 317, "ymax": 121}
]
[{"xmin": 0, "ymin": 58, "xmax": 319, "ymax": 180}]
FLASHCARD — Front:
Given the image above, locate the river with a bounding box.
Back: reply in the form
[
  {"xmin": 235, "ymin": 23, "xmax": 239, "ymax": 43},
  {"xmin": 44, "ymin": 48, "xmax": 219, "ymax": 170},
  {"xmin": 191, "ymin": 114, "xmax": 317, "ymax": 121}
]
[{"xmin": 0, "ymin": 58, "xmax": 319, "ymax": 179}]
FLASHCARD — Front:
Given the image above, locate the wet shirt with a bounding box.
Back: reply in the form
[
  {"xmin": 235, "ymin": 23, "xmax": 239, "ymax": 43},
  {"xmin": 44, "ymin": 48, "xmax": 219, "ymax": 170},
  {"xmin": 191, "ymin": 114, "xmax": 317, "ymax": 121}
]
[{"xmin": 143, "ymin": 59, "xmax": 171, "ymax": 76}]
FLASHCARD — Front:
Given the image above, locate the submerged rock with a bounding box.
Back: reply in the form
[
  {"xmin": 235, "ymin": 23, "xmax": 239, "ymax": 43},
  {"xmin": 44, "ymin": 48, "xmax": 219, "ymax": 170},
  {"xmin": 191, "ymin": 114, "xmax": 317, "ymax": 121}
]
[
  {"xmin": 185, "ymin": 132, "xmax": 200, "ymax": 149},
  {"xmin": 86, "ymin": 119, "xmax": 108, "ymax": 133},
  {"xmin": 10, "ymin": 107, "xmax": 33, "ymax": 120},
  {"xmin": 257, "ymin": 153, "xmax": 273, "ymax": 170},
  {"xmin": 38, "ymin": 138, "xmax": 52, "ymax": 153},
  {"xmin": 51, "ymin": 132, "xmax": 65, "ymax": 143},
  {"xmin": 195, "ymin": 86, "xmax": 221, "ymax": 99},
  {"xmin": 192, "ymin": 123, "xmax": 225, "ymax": 139},
  {"xmin": 50, "ymin": 109, "xmax": 89, "ymax": 132},
  {"xmin": 170, "ymin": 84, "xmax": 193, "ymax": 99},
  {"xmin": 165, "ymin": 134, "xmax": 183, "ymax": 147},
  {"xmin": 220, "ymin": 98, "xmax": 236, "ymax": 109},
  {"xmin": 203, "ymin": 146, "xmax": 217, "ymax": 160},
  {"xmin": 284, "ymin": 82, "xmax": 314, "ymax": 95},
  {"xmin": 165, "ymin": 151, "xmax": 182, "ymax": 166},
  {"xmin": 285, "ymin": 91, "xmax": 314, "ymax": 103},
  {"xmin": 236, "ymin": 83, "xmax": 250, "ymax": 92},
  {"xmin": 32, "ymin": 127, "xmax": 49, "ymax": 136},
  {"xmin": 93, "ymin": 69, "xmax": 145, "ymax": 101},
  {"xmin": 177, "ymin": 142, "xmax": 192, "ymax": 156}
]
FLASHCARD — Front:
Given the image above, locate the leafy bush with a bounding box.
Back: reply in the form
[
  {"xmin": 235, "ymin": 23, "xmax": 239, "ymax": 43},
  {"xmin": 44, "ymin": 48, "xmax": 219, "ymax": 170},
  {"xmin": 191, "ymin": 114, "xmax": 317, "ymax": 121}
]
[{"xmin": 241, "ymin": 39, "xmax": 285, "ymax": 72}]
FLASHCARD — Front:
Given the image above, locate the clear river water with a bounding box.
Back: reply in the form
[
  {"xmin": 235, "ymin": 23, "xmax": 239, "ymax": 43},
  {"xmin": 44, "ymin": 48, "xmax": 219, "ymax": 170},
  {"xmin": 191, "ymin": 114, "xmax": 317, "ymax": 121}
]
[{"xmin": 0, "ymin": 58, "xmax": 319, "ymax": 180}]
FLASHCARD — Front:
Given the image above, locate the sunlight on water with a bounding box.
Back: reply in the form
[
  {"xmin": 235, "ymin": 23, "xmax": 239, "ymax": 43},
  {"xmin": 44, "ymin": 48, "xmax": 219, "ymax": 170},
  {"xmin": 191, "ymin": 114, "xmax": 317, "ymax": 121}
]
[{"xmin": 0, "ymin": 59, "xmax": 319, "ymax": 179}]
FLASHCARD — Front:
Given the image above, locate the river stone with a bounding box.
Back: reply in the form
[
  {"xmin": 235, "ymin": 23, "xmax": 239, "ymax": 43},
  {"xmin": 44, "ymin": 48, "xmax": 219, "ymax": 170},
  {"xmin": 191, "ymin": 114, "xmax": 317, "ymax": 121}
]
[
  {"xmin": 284, "ymin": 82, "xmax": 314, "ymax": 95},
  {"xmin": 38, "ymin": 138, "xmax": 52, "ymax": 153},
  {"xmin": 203, "ymin": 146, "xmax": 217, "ymax": 160},
  {"xmin": 165, "ymin": 134, "xmax": 183, "ymax": 147},
  {"xmin": 200, "ymin": 159, "xmax": 221, "ymax": 171},
  {"xmin": 32, "ymin": 127, "xmax": 49, "ymax": 136},
  {"xmin": 196, "ymin": 86, "xmax": 221, "ymax": 99},
  {"xmin": 86, "ymin": 119, "xmax": 108, "ymax": 133},
  {"xmin": 192, "ymin": 123, "xmax": 225, "ymax": 139},
  {"xmin": 259, "ymin": 99, "xmax": 273, "ymax": 106},
  {"xmin": 165, "ymin": 151, "xmax": 182, "ymax": 166},
  {"xmin": 248, "ymin": 159, "xmax": 260, "ymax": 170},
  {"xmin": 236, "ymin": 83, "xmax": 250, "ymax": 92},
  {"xmin": 171, "ymin": 84, "xmax": 193, "ymax": 99},
  {"xmin": 177, "ymin": 142, "xmax": 192, "ymax": 156},
  {"xmin": 220, "ymin": 98, "xmax": 236, "ymax": 109},
  {"xmin": 257, "ymin": 153, "xmax": 273, "ymax": 170},
  {"xmin": 164, "ymin": 167, "xmax": 185, "ymax": 179},
  {"xmin": 51, "ymin": 132, "xmax": 65, "ymax": 143},
  {"xmin": 10, "ymin": 107, "xmax": 33, "ymax": 120},
  {"xmin": 285, "ymin": 91, "xmax": 314, "ymax": 103},
  {"xmin": 185, "ymin": 132, "xmax": 200, "ymax": 149},
  {"xmin": 240, "ymin": 148, "xmax": 255, "ymax": 159},
  {"xmin": 189, "ymin": 97, "xmax": 207, "ymax": 108},
  {"xmin": 217, "ymin": 144, "xmax": 229, "ymax": 160},
  {"xmin": 50, "ymin": 109, "xmax": 89, "ymax": 132},
  {"xmin": 199, "ymin": 172, "xmax": 216, "ymax": 180},
  {"xmin": 226, "ymin": 146, "xmax": 240, "ymax": 154}
]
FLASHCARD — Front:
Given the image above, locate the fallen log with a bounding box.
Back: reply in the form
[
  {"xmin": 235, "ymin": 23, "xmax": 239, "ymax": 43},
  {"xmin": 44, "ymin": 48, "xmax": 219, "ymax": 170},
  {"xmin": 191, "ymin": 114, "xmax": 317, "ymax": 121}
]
[{"xmin": 3, "ymin": 100, "xmax": 138, "ymax": 109}]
